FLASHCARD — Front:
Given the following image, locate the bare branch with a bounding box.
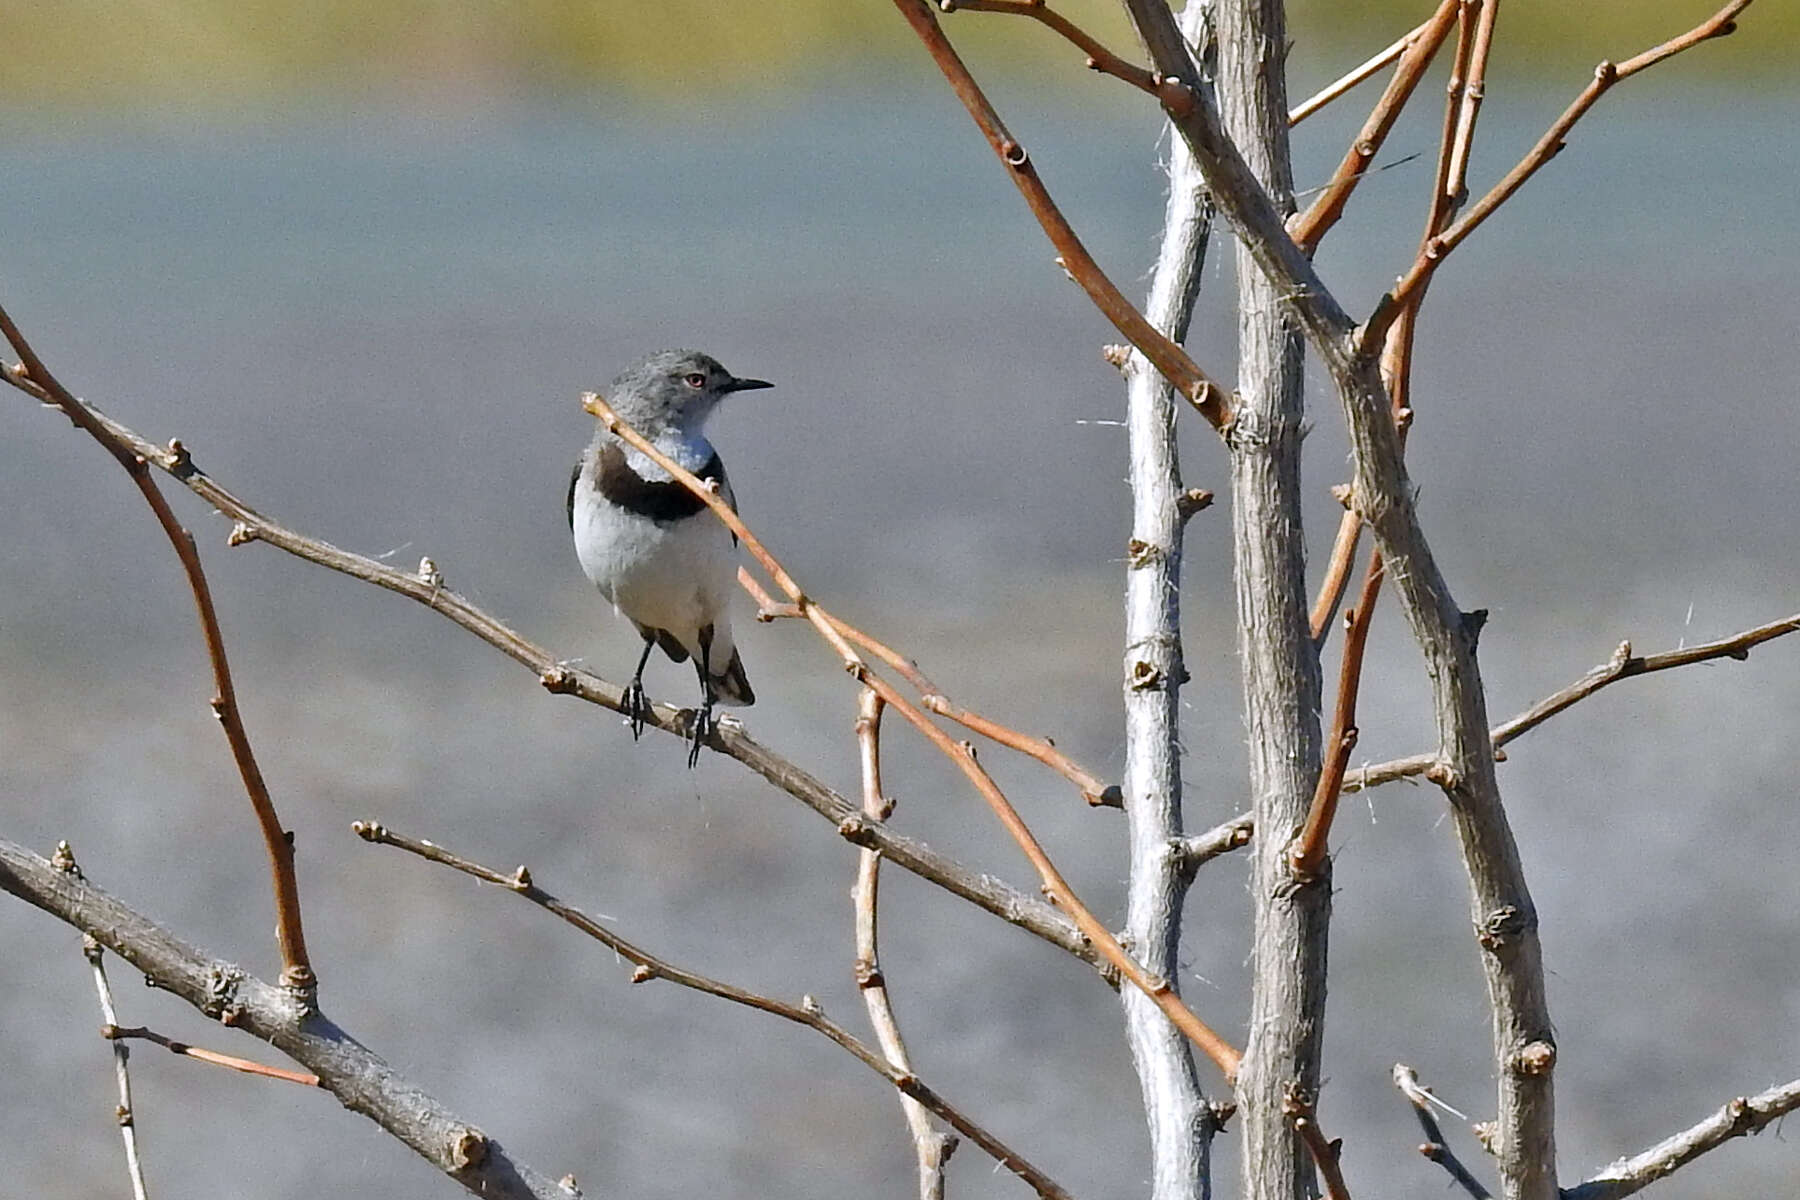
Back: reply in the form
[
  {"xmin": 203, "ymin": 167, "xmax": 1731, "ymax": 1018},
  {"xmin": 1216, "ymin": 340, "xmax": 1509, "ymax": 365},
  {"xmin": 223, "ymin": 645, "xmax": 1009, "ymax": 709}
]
[
  {"xmin": 1345, "ymin": 612, "xmax": 1800, "ymax": 793},
  {"xmin": 1367, "ymin": 0, "xmax": 1757, "ymax": 350},
  {"xmin": 1394, "ymin": 1064, "xmax": 1493, "ymax": 1199},
  {"xmin": 1444, "ymin": 0, "xmax": 1501, "ymax": 210},
  {"xmin": 354, "ymin": 821, "xmax": 1072, "ymax": 1200},
  {"xmin": 940, "ymin": 0, "xmax": 1159, "ymax": 96},
  {"xmin": 77, "ymin": 887, "xmax": 150, "ymax": 1200},
  {"xmin": 587, "ymin": 390, "xmax": 1243, "ymax": 1080},
  {"xmin": 0, "ymin": 369, "xmax": 1097, "ymax": 972},
  {"xmin": 852, "ymin": 690, "xmax": 958, "ymax": 1200},
  {"xmin": 1171, "ymin": 813, "xmax": 1254, "ymax": 881},
  {"xmin": 1289, "ymin": 0, "xmax": 1461, "ymax": 252},
  {"xmin": 1562, "ymin": 1078, "xmax": 1800, "ymax": 1200},
  {"xmin": 1289, "ymin": 17, "xmax": 1433, "ymax": 126},
  {"xmin": 743, "ymin": 567, "xmax": 1120, "ymax": 807},
  {"xmin": 0, "ymin": 836, "xmax": 563, "ymax": 1199},
  {"xmin": 1116, "ymin": 2, "xmax": 1224, "ymax": 1186},
  {"xmin": 102, "ymin": 1025, "xmax": 322, "ymax": 1087},
  {"xmin": 1290, "ymin": 551, "xmax": 1384, "ymax": 881},
  {"xmin": 0, "ymin": 304, "xmax": 314, "ymax": 994},
  {"xmin": 887, "ymin": 0, "xmax": 1234, "ymax": 430},
  {"xmin": 1283, "ymin": 1085, "xmax": 1353, "ymax": 1200},
  {"xmin": 1308, "ymin": 510, "xmax": 1364, "ymax": 645}
]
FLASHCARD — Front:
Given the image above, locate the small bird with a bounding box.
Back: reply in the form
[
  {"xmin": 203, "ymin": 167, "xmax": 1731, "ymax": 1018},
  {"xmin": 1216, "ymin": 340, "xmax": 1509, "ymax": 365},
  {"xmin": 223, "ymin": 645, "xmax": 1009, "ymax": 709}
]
[{"xmin": 568, "ymin": 349, "xmax": 770, "ymax": 765}]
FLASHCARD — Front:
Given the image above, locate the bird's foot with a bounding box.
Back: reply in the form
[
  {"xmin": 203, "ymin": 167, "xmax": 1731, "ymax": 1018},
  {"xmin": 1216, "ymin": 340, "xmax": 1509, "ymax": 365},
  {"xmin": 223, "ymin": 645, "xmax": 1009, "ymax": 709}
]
[
  {"xmin": 623, "ymin": 679, "xmax": 650, "ymax": 741},
  {"xmin": 685, "ymin": 698, "xmax": 715, "ymax": 768}
]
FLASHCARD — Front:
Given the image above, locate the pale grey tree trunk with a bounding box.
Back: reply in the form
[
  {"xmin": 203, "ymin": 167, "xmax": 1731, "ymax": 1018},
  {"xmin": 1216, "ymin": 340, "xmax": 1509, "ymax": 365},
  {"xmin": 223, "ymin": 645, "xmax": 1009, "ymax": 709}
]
[
  {"xmin": 1212, "ymin": 4, "xmax": 1329, "ymax": 1200},
  {"xmin": 1118, "ymin": 8, "xmax": 1220, "ymax": 1200}
]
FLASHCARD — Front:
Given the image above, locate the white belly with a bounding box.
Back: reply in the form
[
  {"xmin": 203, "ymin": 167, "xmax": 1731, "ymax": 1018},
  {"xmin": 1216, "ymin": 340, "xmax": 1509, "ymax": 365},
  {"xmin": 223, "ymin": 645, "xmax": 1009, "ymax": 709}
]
[{"xmin": 572, "ymin": 483, "xmax": 737, "ymax": 662}]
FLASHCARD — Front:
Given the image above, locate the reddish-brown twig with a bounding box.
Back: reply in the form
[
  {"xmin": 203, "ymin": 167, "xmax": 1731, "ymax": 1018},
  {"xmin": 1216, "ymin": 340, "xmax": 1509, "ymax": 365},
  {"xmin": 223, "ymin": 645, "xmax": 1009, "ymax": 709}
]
[
  {"xmin": 586, "ymin": 391, "xmax": 1243, "ymax": 1081},
  {"xmin": 889, "ymin": 0, "xmax": 1233, "ymax": 431},
  {"xmin": 1444, "ymin": 0, "xmax": 1501, "ymax": 209},
  {"xmin": 940, "ymin": 0, "xmax": 1159, "ymax": 95},
  {"xmin": 1365, "ymin": 0, "xmax": 1755, "ymax": 351},
  {"xmin": 1289, "ymin": 0, "xmax": 1461, "ymax": 252},
  {"xmin": 1308, "ymin": 502, "xmax": 1363, "ymax": 644},
  {"xmin": 1283, "ymin": 1085, "xmax": 1354, "ymax": 1200},
  {"xmin": 852, "ymin": 689, "xmax": 958, "ymax": 1198},
  {"xmin": 741, "ymin": 567, "xmax": 1120, "ymax": 807},
  {"xmin": 1290, "ymin": 551, "xmax": 1385, "ymax": 881},
  {"xmin": 354, "ymin": 821, "xmax": 1071, "ymax": 1200},
  {"xmin": 103, "ymin": 1025, "xmax": 322, "ymax": 1088},
  {"xmin": 1345, "ymin": 610, "xmax": 1800, "ymax": 792},
  {"xmin": 0, "ymin": 304, "xmax": 314, "ymax": 995},
  {"xmin": 1290, "ymin": 17, "xmax": 1434, "ymax": 126},
  {"xmin": 1394, "ymin": 1064, "xmax": 1492, "ymax": 1199}
]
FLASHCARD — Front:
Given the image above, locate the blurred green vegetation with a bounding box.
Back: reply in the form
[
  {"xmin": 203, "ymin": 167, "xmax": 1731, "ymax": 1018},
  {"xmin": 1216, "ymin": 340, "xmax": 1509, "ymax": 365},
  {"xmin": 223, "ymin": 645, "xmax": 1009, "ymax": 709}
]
[{"xmin": 0, "ymin": 1, "xmax": 1790, "ymax": 111}]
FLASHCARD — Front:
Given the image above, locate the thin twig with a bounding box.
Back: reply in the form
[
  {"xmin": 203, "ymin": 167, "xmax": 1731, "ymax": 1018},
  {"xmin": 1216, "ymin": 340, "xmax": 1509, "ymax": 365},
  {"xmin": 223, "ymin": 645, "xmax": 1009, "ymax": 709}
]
[
  {"xmin": 67, "ymin": 843, "xmax": 151, "ymax": 1200},
  {"xmin": 0, "ymin": 304, "xmax": 314, "ymax": 995},
  {"xmin": 1283, "ymin": 1085, "xmax": 1353, "ymax": 1200},
  {"xmin": 0, "ymin": 366, "xmax": 1096, "ymax": 971},
  {"xmin": 1366, "ymin": 0, "xmax": 1756, "ymax": 350},
  {"xmin": 741, "ymin": 567, "xmax": 1120, "ymax": 807},
  {"xmin": 102, "ymin": 1025, "xmax": 321, "ymax": 1087},
  {"xmin": 1289, "ymin": 17, "xmax": 1432, "ymax": 126},
  {"xmin": 888, "ymin": 0, "xmax": 1233, "ymax": 430},
  {"xmin": 1344, "ymin": 612, "xmax": 1800, "ymax": 792},
  {"xmin": 1308, "ymin": 508, "xmax": 1364, "ymax": 645},
  {"xmin": 940, "ymin": 0, "xmax": 1159, "ymax": 95},
  {"xmin": 1444, "ymin": 0, "xmax": 1501, "ymax": 209},
  {"xmin": 1561, "ymin": 1077, "xmax": 1800, "ymax": 1200},
  {"xmin": 1289, "ymin": 0, "xmax": 1461, "ymax": 252},
  {"xmin": 1394, "ymin": 1064, "xmax": 1492, "ymax": 1199},
  {"xmin": 353, "ymin": 821, "xmax": 1070, "ymax": 1200},
  {"xmin": 852, "ymin": 689, "xmax": 958, "ymax": 1200},
  {"xmin": 587, "ymin": 391, "xmax": 1243, "ymax": 1081},
  {"xmin": 1170, "ymin": 813, "xmax": 1253, "ymax": 881},
  {"xmin": 1290, "ymin": 551, "xmax": 1384, "ymax": 881}
]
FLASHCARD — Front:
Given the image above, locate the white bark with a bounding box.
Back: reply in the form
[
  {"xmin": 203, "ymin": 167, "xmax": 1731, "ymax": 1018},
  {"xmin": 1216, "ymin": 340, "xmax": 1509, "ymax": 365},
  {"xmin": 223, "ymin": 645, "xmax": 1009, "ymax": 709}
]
[{"xmin": 1119, "ymin": 6, "xmax": 1220, "ymax": 1199}]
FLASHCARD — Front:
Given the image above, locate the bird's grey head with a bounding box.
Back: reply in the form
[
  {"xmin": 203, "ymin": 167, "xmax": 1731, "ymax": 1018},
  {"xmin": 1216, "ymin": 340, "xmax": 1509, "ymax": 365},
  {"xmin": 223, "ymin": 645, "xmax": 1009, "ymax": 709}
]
[{"xmin": 604, "ymin": 349, "xmax": 772, "ymax": 434}]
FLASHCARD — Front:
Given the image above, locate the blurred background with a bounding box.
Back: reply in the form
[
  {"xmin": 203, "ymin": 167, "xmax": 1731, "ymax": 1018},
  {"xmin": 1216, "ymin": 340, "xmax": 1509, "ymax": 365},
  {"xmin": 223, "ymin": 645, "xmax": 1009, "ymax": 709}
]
[{"xmin": 1, "ymin": 2, "xmax": 1796, "ymax": 1197}]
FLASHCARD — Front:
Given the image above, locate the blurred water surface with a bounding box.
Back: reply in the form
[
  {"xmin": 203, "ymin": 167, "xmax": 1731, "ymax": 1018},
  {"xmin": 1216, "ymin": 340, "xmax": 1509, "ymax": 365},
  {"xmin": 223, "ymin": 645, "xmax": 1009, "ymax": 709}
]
[{"xmin": 1, "ymin": 88, "xmax": 1797, "ymax": 1198}]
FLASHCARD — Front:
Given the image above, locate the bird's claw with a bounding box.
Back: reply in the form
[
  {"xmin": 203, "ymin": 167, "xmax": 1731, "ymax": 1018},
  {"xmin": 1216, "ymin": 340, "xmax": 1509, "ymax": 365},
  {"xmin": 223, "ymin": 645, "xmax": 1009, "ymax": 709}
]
[
  {"xmin": 685, "ymin": 699, "xmax": 715, "ymax": 768},
  {"xmin": 623, "ymin": 679, "xmax": 650, "ymax": 740}
]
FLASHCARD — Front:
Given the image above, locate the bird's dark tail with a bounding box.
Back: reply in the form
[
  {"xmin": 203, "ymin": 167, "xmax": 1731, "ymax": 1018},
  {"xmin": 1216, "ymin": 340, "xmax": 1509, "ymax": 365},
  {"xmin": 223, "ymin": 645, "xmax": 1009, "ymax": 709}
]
[{"xmin": 712, "ymin": 646, "xmax": 755, "ymax": 706}]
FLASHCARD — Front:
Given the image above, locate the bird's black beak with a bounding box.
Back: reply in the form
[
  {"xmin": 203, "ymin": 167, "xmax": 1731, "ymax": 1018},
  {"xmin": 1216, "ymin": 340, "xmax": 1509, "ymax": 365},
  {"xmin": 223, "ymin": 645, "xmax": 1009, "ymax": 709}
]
[{"xmin": 720, "ymin": 376, "xmax": 774, "ymax": 394}]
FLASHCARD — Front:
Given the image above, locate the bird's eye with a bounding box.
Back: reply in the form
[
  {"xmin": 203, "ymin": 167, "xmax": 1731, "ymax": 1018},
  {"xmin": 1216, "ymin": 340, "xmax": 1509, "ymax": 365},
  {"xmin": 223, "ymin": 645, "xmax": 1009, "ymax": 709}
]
[{"xmin": 684, "ymin": 372, "xmax": 707, "ymax": 389}]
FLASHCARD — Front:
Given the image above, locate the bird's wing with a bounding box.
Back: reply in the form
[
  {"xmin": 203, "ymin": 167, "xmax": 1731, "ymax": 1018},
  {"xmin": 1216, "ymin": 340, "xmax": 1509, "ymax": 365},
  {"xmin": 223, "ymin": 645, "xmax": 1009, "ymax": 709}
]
[{"xmin": 566, "ymin": 458, "xmax": 582, "ymax": 532}]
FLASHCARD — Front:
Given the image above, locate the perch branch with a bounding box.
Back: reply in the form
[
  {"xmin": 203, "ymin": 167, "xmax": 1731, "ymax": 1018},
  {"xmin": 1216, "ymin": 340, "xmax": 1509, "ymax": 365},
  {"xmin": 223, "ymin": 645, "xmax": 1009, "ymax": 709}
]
[
  {"xmin": 0, "ymin": 836, "xmax": 563, "ymax": 1199},
  {"xmin": 1561, "ymin": 1077, "xmax": 1800, "ymax": 1200},
  {"xmin": 0, "ymin": 303, "xmax": 314, "ymax": 994},
  {"xmin": 0, "ymin": 366, "xmax": 1096, "ymax": 970},
  {"xmin": 354, "ymin": 821, "xmax": 1069, "ymax": 1200},
  {"xmin": 1366, "ymin": 0, "xmax": 1756, "ymax": 349},
  {"xmin": 889, "ymin": 0, "xmax": 1233, "ymax": 430},
  {"xmin": 1394, "ymin": 1064, "xmax": 1492, "ymax": 1199},
  {"xmin": 741, "ymin": 567, "xmax": 1120, "ymax": 807},
  {"xmin": 1289, "ymin": 17, "xmax": 1434, "ymax": 126},
  {"xmin": 940, "ymin": 0, "xmax": 1159, "ymax": 96},
  {"xmin": 588, "ymin": 391, "xmax": 1243, "ymax": 1081},
  {"xmin": 852, "ymin": 689, "xmax": 958, "ymax": 1200},
  {"xmin": 1344, "ymin": 612, "xmax": 1800, "ymax": 793}
]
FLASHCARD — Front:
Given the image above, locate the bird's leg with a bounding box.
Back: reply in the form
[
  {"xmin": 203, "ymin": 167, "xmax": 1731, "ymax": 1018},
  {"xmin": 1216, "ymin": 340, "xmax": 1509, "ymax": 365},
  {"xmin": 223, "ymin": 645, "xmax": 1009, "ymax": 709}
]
[
  {"xmin": 625, "ymin": 634, "xmax": 657, "ymax": 740},
  {"xmin": 687, "ymin": 626, "xmax": 718, "ymax": 768}
]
